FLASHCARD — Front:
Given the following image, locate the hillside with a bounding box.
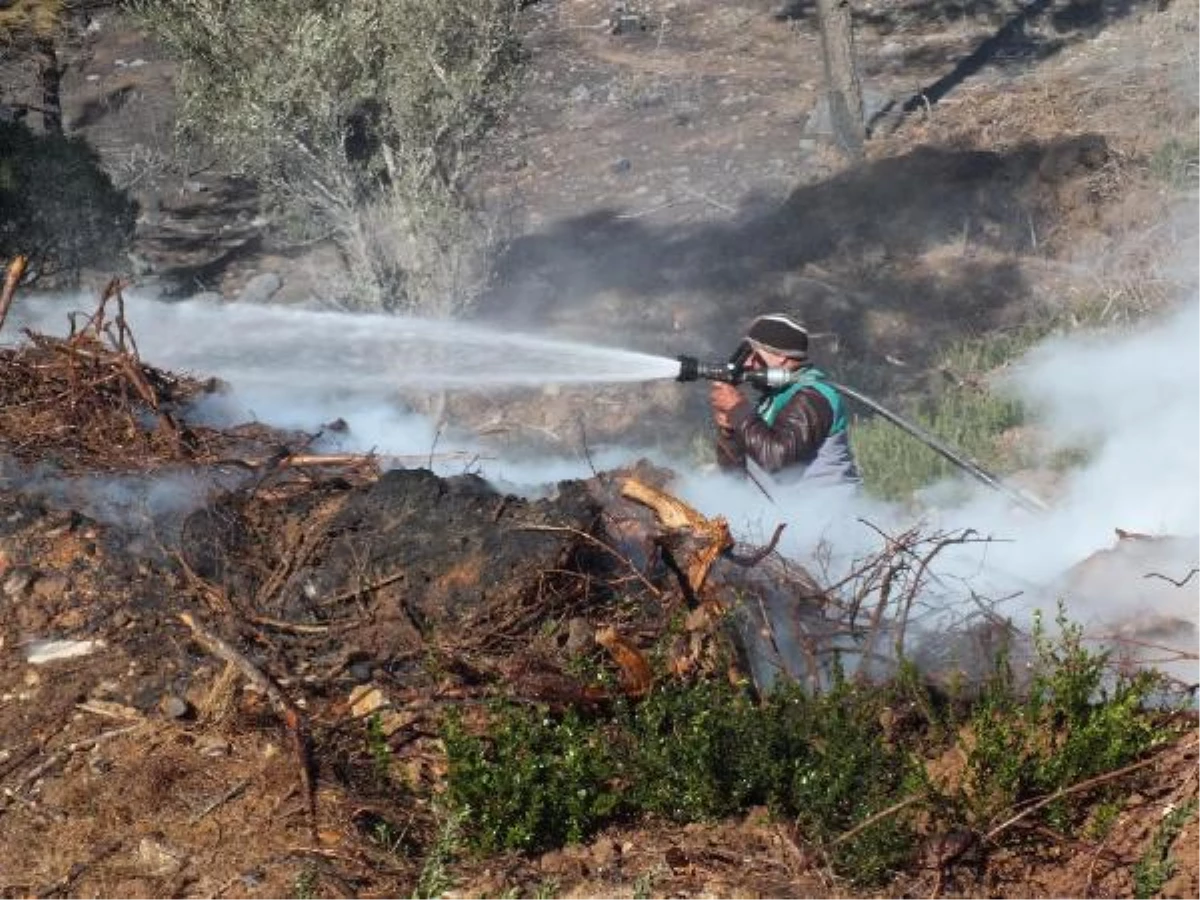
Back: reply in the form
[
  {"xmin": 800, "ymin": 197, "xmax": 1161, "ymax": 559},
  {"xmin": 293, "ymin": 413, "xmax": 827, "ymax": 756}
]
[{"xmin": 0, "ymin": 0, "xmax": 1197, "ymax": 897}]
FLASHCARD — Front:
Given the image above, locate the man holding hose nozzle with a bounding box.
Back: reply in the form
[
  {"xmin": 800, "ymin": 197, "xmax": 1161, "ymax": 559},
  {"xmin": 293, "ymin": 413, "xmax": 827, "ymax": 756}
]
[{"xmin": 710, "ymin": 313, "xmax": 862, "ymax": 490}]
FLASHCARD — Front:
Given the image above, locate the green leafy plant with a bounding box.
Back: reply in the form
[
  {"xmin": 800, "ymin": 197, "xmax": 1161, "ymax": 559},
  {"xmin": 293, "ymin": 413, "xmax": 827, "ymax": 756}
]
[
  {"xmin": 442, "ymin": 704, "xmax": 623, "ymax": 853},
  {"xmin": 442, "ymin": 675, "xmax": 924, "ymax": 886},
  {"xmin": 414, "ymin": 805, "xmax": 468, "ymax": 899},
  {"xmin": 852, "ymin": 331, "xmax": 1038, "ymax": 501},
  {"xmin": 1133, "ymin": 800, "xmax": 1197, "ymax": 898},
  {"xmin": 366, "ymin": 712, "xmax": 393, "ymax": 785},
  {"xmin": 439, "ymin": 609, "xmax": 1175, "ymax": 888},
  {"xmin": 963, "ymin": 606, "xmax": 1166, "ymax": 831}
]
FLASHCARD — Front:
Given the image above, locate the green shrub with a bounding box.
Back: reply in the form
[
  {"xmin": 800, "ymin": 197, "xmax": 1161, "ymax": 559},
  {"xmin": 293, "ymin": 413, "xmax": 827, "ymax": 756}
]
[
  {"xmin": 0, "ymin": 120, "xmax": 136, "ymax": 283},
  {"xmin": 134, "ymin": 0, "xmax": 524, "ymax": 313},
  {"xmin": 442, "ymin": 704, "xmax": 623, "ymax": 854},
  {"xmin": 623, "ymin": 680, "xmax": 774, "ymax": 821},
  {"xmin": 1133, "ymin": 800, "xmax": 1197, "ymax": 898},
  {"xmin": 442, "ymin": 675, "xmax": 923, "ymax": 885},
  {"xmin": 440, "ymin": 611, "xmax": 1174, "ymax": 886},
  {"xmin": 1148, "ymin": 136, "xmax": 1199, "ymax": 189},
  {"xmin": 963, "ymin": 607, "xmax": 1166, "ymax": 830}
]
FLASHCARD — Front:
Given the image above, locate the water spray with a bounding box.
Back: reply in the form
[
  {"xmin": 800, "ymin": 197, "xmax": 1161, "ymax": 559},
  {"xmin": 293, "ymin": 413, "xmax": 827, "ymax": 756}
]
[{"xmin": 675, "ymin": 353, "xmax": 1050, "ymax": 514}]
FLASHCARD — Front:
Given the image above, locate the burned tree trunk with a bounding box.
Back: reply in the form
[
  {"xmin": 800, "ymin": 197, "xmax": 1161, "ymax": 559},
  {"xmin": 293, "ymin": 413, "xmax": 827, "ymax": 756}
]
[{"xmin": 815, "ymin": 0, "xmax": 865, "ymax": 160}]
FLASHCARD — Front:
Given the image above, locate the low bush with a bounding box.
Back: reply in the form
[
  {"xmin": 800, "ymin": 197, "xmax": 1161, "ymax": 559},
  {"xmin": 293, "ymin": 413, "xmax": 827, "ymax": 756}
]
[
  {"xmin": 440, "ymin": 610, "xmax": 1179, "ymax": 886},
  {"xmin": 961, "ymin": 606, "xmax": 1167, "ymax": 831},
  {"xmin": 443, "ymin": 672, "xmax": 922, "ymax": 884}
]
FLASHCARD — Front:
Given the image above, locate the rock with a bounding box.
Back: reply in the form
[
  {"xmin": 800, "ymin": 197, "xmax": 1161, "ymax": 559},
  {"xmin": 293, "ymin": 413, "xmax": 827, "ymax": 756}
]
[
  {"xmin": 236, "ymin": 272, "xmax": 283, "ymax": 305},
  {"xmin": 349, "ymin": 684, "xmax": 388, "ymax": 718},
  {"xmin": 127, "ymin": 252, "xmax": 154, "ymax": 276},
  {"xmin": 611, "ymin": 157, "xmax": 632, "ymax": 174},
  {"xmin": 565, "ymin": 616, "xmax": 594, "ymax": 654},
  {"xmin": 187, "ymin": 291, "xmax": 225, "ymax": 306},
  {"xmin": 348, "ymin": 660, "xmax": 374, "ymax": 683},
  {"xmin": 31, "ymin": 573, "xmax": 69, "ymax": 600},
  {"xmin": 160, "ymin": 694, "xmax": 192, "ymax": 719},
  {"xmin": 25, "ymin": 638, "xmax": 105, "ymax": 665},
  {"xmin": 195, "ymin": 735, "xmax": 232, "ymax": 757},
  {"xmin": 137, "ymin": 836, "xmax": 186, "ymax": 876},
  {"xmin": 2, "ymin": 567, "xmax": 34, "ymax": 599}
]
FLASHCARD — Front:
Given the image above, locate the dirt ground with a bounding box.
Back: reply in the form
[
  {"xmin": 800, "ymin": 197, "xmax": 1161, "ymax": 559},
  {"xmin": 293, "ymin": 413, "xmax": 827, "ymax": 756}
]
[{"xmin": 0, "ymin": 0, "xmax": 1198, "ymax": 896}]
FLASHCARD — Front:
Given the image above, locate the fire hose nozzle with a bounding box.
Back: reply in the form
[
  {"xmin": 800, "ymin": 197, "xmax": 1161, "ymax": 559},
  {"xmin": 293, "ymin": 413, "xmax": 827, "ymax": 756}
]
[
  {"xmin": 676, "ymin": 355, "xmax": 801, "ymax": 389},
  {"xmin": 676, "ymin": 355, "xmax": 742, "ymax": 383}
]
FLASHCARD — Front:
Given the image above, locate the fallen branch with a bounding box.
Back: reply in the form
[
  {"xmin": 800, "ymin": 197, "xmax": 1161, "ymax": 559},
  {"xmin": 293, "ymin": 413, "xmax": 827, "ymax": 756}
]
[
  {"xmin": 984, "ymin": 737, "xmax": 1200, "ymax": 843},
  {"xmin": 725, "ymin": 523, "xmax": 787, "ymax": 567},
  {"xmin": 178, "ymin": 612, "xmax": 318, "ymax": 841},
  {"xmin": 829, "ymin": 794, "xmax": 922, "ymax": 847}
]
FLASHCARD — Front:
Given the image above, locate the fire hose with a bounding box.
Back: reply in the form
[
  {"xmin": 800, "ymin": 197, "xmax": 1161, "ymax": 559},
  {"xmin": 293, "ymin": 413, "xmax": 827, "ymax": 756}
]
[{"xmin": 675, "ymin": 353, "xmax": 1050, "ymax": 514}]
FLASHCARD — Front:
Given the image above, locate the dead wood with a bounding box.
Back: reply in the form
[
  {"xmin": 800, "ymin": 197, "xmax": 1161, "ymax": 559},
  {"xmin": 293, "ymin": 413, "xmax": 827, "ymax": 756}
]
[
  {"xmin": 177, "ymin": 612, "xmax": 318, "ymax": 841},
  {"xmin": 595, "ymin": 625, "xmax": 654, "ymax": 697},
  {"xmin": 620, "ymin": 477, "xmax": 732, "ymax": 594},
  {"xmin": 0, "ymin": 255, "xmax": 27, "ymax": 334}
]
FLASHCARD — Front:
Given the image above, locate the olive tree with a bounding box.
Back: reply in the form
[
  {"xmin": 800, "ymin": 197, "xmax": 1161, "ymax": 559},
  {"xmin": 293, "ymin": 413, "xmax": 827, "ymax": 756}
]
[{"xmin": 135, "ymin": 0, "xmax": 524, "ymax": 313}]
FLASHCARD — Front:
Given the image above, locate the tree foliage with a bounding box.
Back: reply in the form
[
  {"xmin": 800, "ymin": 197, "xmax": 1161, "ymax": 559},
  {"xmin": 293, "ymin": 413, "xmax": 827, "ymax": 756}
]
[{"xmin": 134, "ymin": 0, "xmax": 525, "ymax": 313}]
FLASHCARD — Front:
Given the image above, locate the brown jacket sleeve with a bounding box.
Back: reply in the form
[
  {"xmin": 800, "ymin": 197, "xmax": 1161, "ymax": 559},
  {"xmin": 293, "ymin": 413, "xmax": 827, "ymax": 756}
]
[{"xmin": 716, "ymin": 387, "xmax": 835, "ymax": 475}]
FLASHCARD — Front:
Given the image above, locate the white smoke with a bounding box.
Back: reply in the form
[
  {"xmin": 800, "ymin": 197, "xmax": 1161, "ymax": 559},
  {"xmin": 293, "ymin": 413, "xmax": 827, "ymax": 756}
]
[{"xmin": 5, "ymin": 289, "xmax": 1197, "ymax": 682}]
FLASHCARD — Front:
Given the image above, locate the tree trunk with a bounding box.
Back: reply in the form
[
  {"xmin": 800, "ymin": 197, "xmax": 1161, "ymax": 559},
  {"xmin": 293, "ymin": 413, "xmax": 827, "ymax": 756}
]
[
  {"xmin": 35, "ymin": 36, "xmax": 62, "ymax": 135},
  {"xmin": 814, "ymin": 0, "xmax": 865, "ymax": 160}
]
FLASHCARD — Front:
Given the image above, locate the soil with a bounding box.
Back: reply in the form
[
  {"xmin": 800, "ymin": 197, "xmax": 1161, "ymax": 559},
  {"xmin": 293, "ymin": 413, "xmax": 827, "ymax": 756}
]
[{"xmin": 0, "ymin": 0, "xmax": 1197, "ymax": 897}]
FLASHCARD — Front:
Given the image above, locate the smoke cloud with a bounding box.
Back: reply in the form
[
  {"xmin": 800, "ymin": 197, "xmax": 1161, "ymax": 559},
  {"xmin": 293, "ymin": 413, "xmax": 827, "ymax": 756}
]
[{"xmin": 4, "ymin": 289, "xmax": 1197, "ymax": 682}]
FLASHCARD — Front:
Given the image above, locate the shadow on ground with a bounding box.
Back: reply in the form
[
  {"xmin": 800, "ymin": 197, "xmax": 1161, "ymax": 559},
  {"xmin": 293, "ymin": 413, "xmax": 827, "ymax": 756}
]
[
  {"xmin": 777, "ymin": 0, "xmax": 1166, "ymax": 131},
  {"xmin": 475, "ymin": 135, "xmax": 1108, "ymax": 373}
]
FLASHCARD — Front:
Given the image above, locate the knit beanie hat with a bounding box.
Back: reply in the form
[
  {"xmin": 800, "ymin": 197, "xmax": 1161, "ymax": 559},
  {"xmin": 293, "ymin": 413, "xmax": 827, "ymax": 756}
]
[{"xmin": 744, "ymin": 313, "xmax": 809, "ymax": 361}]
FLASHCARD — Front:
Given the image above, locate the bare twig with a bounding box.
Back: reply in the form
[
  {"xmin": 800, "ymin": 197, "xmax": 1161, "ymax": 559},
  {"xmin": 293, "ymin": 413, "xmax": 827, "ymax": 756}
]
[
  {"xmin": 725, "ymin": 523, "xmax": 787, "ymax": 567},
  {"xmin": 512, "ymin": 524, "xmax": 663, "ymax": 599},
  {"xmin": 830, "ymin": 794, "xmax": 923, "ymax": 847},
  {"xmin": 320, "ymin": 569, "xmax": 410, "ymax": 606},
  {"xmin": 189, "ymin": 778, "xmax": 251, "ymax": 825},
  {"xmin": 1145, "ymin": 568, "xmax": 1198, "ymax": 588}
]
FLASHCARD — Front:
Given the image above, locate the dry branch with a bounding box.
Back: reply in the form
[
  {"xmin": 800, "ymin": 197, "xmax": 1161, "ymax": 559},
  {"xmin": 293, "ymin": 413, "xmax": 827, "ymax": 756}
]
[
  {"xmin": 178, "ymin": 612, "xmax": 318, "ymax": 841},
  {"xmin": 0, "ymin": 255, "xmax": 27, "ymax": 334},
  {"xmin": 983, "ymin": 737, "xmax": 1200, "ymax": 843},
  {"xmin": 620, "ymin": 477, "xmax": 732, "ymax": 593}
]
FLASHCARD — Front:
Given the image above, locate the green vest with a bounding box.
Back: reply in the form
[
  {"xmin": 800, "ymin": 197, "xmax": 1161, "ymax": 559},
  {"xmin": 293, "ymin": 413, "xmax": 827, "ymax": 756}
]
[{"xmin": 756, "ymin": 368, "xmax": 847, "ymax": 434}]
